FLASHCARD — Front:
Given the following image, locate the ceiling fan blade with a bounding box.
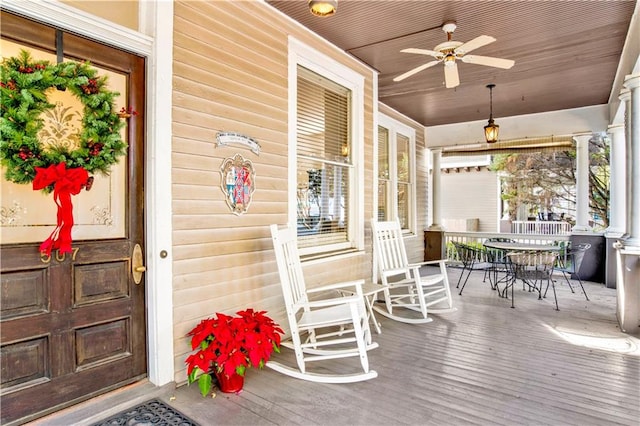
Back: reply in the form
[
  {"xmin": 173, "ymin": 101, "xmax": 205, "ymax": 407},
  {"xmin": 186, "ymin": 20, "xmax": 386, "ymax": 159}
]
[
  {"xmin": 400, "ymin": 48, "xmax": 442, "ymax": 58},
  {"xmin": 444, "ymin": 62, "xmax": 460, "ymax": 88},
  {"xmin": 461, "ymin": 54, "xmax": 515, "ymax": 69},
  {"xmin": 393, "ymin": 60, "xmax": 440, "ymax": 82},
  {"xmin": 456, "ymin": 35, "xmax": 496, "ymax": 54}
]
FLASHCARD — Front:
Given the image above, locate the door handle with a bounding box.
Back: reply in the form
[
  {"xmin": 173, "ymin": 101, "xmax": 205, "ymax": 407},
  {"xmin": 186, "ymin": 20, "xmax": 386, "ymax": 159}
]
[{"xmin": 132, "ymin": 243, "xmax": 146, "ymax": 284}]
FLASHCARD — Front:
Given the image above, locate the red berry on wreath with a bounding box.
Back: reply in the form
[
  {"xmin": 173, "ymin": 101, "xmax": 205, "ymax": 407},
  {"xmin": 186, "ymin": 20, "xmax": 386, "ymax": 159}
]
[
  {"xmin": 84, "ymin": 176, "xmax": 94, "ymax": 191},
  {"xmin": 18, "ymin": 146, "xmax": 34, "ymax": 160}
]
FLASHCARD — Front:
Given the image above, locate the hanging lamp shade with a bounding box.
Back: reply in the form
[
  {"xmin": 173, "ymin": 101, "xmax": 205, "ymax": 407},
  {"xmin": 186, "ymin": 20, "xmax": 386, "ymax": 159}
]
[
  {"xmin": 484, "ymin": 119, "xmax": 499, "ymax": 144},
  {"xmin": 309, "ymin": 0, "xmax": 337, "ymax": 17},
  {"xmin": 484, "ymin": 84, "xmax": 499, "ymax": 143}
]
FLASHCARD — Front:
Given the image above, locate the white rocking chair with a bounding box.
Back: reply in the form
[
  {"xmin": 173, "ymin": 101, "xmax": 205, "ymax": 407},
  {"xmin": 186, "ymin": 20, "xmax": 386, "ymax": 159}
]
[
  {"xmin": 267, "ymin": 224, "xmax": 378, "ymax": 383},
  {"xmin": 371, "ymin": 219, "xmax": 456, "ymax": 324}
]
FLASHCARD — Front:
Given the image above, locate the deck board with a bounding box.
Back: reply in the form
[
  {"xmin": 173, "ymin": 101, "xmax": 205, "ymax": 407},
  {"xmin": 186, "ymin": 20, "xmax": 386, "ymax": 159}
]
[
  {"xmin": 35, "ymin": 266, "xmax": 639, "ymax": 426},
  {"xmin": 162, "ymin": 267, "xmax": 639, "ymax": 425}
]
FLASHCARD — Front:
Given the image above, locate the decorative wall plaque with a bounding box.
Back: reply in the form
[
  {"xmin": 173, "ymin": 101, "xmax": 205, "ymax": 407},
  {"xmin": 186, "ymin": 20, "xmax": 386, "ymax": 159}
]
[
  {"xmin": 220, "ymin": 154, "xmax": 255, "ymax": 215},
  {"xmin": 216, "ymin": 132, "xmax": 261, "ymax": 155}
]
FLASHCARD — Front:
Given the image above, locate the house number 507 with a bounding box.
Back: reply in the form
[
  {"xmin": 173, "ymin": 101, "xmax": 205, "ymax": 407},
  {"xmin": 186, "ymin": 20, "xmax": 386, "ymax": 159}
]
[{"xmin": 40, "ymin": 248, "xmax": 79, "ymax": 263}]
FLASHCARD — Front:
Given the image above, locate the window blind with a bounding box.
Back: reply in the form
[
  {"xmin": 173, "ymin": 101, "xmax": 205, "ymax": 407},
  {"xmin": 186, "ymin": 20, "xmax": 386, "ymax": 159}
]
[{"xmin": 296, "ymin": 66, "xmax": 352, "ymax": 250}]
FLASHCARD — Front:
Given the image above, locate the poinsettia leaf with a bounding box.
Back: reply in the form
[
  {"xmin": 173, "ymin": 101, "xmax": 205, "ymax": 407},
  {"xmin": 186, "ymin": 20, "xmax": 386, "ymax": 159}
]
[
  {"xmin": 187, "ymin": 367, "xmax": 198, "ymax": 385},
  {"xmin": 197, "ymin": 373, "xmax": 212, "ymax": 397},
  {"xmin": 236, "ymin": 364, "xmax": 246, "ymax": 376}
]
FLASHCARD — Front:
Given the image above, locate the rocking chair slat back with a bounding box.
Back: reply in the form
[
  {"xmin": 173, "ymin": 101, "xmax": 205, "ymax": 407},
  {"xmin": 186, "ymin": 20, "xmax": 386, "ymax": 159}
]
[
  {"xmin": 270, "ymin": 224, "xmax": 306, "ymax": 310},
  {"xmin": 374, "ymin": 221, "xmax": 409, "ymax": 272}
]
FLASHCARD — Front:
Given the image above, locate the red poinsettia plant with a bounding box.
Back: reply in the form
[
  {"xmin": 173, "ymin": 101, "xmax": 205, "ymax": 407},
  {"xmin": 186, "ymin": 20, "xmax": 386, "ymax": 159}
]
[{"xmin": 185, "ymin": 309, "xmax": 284, "ymax": 396}]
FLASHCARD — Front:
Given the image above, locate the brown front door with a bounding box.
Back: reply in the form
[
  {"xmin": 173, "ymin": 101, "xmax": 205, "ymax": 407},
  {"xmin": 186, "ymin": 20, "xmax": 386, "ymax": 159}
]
[{"xmin": 0, "ymin": 12, "xmax": 146, "ymax": 425}]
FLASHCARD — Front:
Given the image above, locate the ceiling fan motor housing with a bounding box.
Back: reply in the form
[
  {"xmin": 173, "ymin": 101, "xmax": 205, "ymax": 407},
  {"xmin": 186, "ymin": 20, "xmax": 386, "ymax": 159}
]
[
  {"xmin": 442, "ymin": 21, "xmax": 457, "ymax": 35},
  {"xmin": 434, "ymin": 41, "xmax": 463, "ymax": 54}
]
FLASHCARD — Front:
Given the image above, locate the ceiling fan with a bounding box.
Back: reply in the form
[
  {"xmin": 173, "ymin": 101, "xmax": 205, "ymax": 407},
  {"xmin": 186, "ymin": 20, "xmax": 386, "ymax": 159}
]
[{"xmin": 393, "ymin": 21, "xmax": 515, "ymax": 88}]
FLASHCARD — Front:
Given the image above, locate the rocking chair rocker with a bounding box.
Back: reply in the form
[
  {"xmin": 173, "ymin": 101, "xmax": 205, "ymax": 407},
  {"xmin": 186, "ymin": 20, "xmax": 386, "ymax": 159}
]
[
  {"xmin": 371, "ymin": 219, "xmax": 455, "ymax": 324},
  {"xmin": 267, "ymin": 224, "xmax": 378, "ymax": 383}
]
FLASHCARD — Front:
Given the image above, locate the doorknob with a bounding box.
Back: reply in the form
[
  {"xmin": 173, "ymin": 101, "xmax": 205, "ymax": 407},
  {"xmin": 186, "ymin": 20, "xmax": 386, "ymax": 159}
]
[{"xmin": 132, "ymin": 244, "xmax": 146, "ymax": 284}]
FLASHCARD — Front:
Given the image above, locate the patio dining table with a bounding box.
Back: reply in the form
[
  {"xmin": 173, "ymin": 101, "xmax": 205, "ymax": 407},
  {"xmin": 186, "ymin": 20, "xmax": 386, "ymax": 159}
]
[
  {"xmin": 483, "ymin": 241, "xmax": 562, "ymax": 307},
  {"xmin": 482, "ymin": 241, "xmax": 562, "ymax": 253}
]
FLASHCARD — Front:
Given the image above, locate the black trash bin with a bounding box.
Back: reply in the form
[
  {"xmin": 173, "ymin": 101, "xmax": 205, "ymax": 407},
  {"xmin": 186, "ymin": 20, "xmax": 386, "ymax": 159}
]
[{"xmin": 569, "ymin": 233, "xmax": 605, "ymax": 284}]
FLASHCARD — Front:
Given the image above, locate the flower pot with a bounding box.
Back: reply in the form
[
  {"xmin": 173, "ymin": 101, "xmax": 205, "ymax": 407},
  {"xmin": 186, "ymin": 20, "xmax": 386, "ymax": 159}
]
[{"xmin": 215, "ymin": 372, "xmax": 244, "ymax": 393}]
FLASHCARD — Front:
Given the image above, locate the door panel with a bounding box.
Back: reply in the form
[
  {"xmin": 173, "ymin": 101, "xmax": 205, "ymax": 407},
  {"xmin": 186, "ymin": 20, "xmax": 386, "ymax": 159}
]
[{"xmin": 0, "ymin": 12, "xmax": 146, "ymax": 425}]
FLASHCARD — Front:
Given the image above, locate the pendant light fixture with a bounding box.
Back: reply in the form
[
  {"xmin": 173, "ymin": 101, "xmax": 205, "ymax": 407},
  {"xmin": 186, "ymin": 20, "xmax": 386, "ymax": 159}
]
[
  {"xmin": 484, "ymin": 83, "xmax": 499, "ymax": 144},
  {"xmin": 308, "ymin": 0, "xmax": 337, "ymax": 17}
]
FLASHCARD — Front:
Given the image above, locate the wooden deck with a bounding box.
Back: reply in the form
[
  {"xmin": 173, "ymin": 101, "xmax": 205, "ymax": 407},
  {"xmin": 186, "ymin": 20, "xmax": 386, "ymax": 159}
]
[{"xmin": 33, "ymin": 267, "xmax": 640, "ymax": 426}]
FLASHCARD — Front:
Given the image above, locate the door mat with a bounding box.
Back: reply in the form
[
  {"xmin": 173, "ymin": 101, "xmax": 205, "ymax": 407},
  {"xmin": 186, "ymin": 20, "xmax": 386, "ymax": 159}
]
[{"xmin": 91, "ymin": 398, "xmax": 199, "ymax": 426}]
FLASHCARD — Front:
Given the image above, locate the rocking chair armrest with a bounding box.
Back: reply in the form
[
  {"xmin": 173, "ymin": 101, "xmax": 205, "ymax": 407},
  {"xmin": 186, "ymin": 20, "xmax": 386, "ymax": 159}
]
[
  {"xmin": 297, "ymin": 294, "xmax": 363, "ymax": 309},
  {"xmin": 382, "ymin": 260, "xmax": 445, "ymax": 278},
  {"xmin": 381, "ymin": 268, "xmax": 411, "ymax": 277},
  {"xmin": 306, "ymin": 279, "xmax": 366, "ymax": 295},
  {"xmin": 407, "ymin": 259, "xmax": 446, "ymax": 269}
]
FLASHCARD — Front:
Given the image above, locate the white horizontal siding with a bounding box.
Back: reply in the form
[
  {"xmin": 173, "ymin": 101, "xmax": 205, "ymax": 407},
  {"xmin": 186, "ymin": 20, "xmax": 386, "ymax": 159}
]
[
  {"xmin": 441, "ymin": 169, "xmax": 499, "ymax": 232},
  {"xmin": 171, "ymin": 0, "xmax": 376, "ymax": 384}
]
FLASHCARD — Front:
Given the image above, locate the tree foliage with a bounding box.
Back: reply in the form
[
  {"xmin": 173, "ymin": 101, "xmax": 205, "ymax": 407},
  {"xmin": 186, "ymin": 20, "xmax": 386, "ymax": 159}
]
[
  {"xmin": 588, "ymin": 137, "xmax": 610, "ymax": 227},
  {"xmin": 489, "ymin": 137, "xmax": 609, "ymax": 228}
]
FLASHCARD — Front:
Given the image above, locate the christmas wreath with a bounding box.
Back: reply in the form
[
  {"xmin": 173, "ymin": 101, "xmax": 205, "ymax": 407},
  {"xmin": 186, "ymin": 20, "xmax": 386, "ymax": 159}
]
[
  {"xmin": 0, "ymin": 49, "xmax": 128, "ymax": 186},
  {"xmin": 0, "ymin": 50, "xmax": 131, "ymax": 255}
]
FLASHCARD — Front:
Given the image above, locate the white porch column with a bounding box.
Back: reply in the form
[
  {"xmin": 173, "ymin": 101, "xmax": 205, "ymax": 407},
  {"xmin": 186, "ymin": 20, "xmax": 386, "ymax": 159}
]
[
  {"xmin": 428, "ymin": 148, "xmax": 443, "ymax": 231},
  {"xmin": 607, "ymin": 124, "xmax": 626, "ymax": 236},
  {"xmin": 623, "ymin": 75, "xmax": 640, "ymax": 247},
  {"xmin": 573, "ymin": 134, "xmax": 592, "ymax": 232},
  {"xmin": 425, "ymin": 148, "xmax": 445, "ymax": 261},
  {"xmin": 616, "ymin": 74, "xmax": 640, "ymax": 336},
  {"xmin": 619, "ymin": 89, "xmax": 632, "ymax": 242},
  {"xmin": 604, "ymin": 124, "xmax": 626, "ymax": 288}
]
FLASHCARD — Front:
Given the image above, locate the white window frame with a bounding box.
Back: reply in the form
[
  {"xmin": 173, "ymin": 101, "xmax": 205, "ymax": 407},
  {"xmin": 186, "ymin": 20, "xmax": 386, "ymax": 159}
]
[
  {"xmin": 288, "ymin": 37, "xmax": 365, "ymax": 257},
  {"xmin": 377, "ymin": 113, "xmax": 417, "ymax": 234}
]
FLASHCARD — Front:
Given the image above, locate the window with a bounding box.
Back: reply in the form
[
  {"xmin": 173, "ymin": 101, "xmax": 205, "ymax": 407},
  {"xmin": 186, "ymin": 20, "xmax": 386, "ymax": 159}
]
[
  {"xmin": 289, "ymin": 38, "xmax": 364, "ymax": 257},
  {"xmin": 377, "ymin": 114, "xmax": 416, "ymax": 231}
]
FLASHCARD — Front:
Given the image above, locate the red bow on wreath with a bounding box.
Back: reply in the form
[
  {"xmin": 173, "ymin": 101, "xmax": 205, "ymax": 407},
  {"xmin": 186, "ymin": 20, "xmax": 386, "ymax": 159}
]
[{"xmin": 33, "ymin": 163, "xmax": 89, "ymax": 256}]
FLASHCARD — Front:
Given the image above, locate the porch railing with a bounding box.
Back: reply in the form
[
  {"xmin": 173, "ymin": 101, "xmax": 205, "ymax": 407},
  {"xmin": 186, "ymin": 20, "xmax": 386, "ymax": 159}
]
[
  {"xmin": 444, "ymin": 231, "xmax": 570, "ymax": 263},
  {"xmin": 511, "ymin": 220, "xmax": 572, "ymax": 235}
]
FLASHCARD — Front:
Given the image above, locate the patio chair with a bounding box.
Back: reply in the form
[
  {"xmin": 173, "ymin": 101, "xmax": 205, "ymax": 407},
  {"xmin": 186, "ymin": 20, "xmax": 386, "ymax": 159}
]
[
  {"xmin": 268, "ymin": 224, "xmax": 378, "ymax": 383},
  {"xmin": 554, "ymin": 243, "xmax": 591, "ymax": 301},
  {"xmin": 506, "ymin": 251, "xmax": 559, "ymax": 310},
  {"xmin": 371, "ymin": 219, "xmax": 455, "ymax": 324},
  {"xmin": 483, "ymin": 237, "xmax": 515, "ymax": 286},
  {"xmin": 451, "ymin": 242, "xmax": 493, "ymax": 295}
]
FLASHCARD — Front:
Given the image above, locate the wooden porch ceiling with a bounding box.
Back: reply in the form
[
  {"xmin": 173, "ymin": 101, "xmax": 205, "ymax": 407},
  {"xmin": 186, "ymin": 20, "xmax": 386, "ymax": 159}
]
[{"xmin": 266, "ymin": 1, "xmax": 637, "ymax": 127}]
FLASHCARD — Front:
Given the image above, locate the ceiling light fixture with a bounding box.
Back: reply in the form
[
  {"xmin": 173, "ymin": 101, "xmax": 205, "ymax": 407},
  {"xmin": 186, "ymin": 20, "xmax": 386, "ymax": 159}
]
[
  {"xmin": 308, "ymin": 0, "xmax": 337, "ymax": 17},
  {"xmin": 484, "ymin": 83, "xmax": 499, "ymax": 143}
]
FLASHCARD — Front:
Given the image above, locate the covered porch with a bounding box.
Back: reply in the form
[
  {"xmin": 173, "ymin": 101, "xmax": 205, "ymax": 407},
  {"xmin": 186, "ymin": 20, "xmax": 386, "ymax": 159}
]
[{"xmin": 37, "ymin": 268, "xmax": 639, "ymax": 426}]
